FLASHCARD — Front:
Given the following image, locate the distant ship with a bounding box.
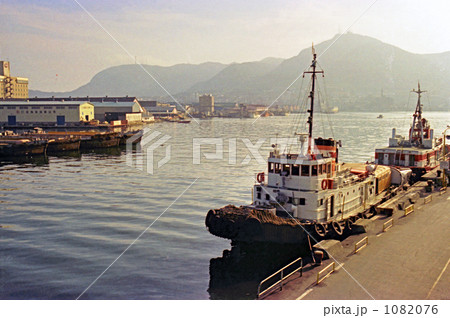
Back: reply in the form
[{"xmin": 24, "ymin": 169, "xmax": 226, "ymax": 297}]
[
  {"xmin": 322, "ymin": 106, "xmax": 339, "ymax": 114},
  {"xmin": 374, "ymin": 83, "xmax": 448, "ymax": 181}
]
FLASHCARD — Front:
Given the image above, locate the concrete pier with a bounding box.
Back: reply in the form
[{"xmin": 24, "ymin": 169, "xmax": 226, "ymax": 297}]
[{"xmin": 264, "ymin": 186, "xmax": 449, "ymax": 300}]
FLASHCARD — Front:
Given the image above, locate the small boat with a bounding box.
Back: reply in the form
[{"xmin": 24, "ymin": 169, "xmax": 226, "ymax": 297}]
[
  {"xmin": 377, "ymin": 114, "xmax": 383, "ymax": 119},
  {"xmin": 119, "ymin": 131, "xmax": 142, "ymax": 145},
  {"xmin": 80, "ymin": 132, "xmax": 120, "ymax": 150},
  {"xmin": 177, "ymin": 120, "xmax": 191, "ymax": 124},
  {"xmin": 0, "ymin": 139, "xmax": 48, "ymax": 157},
  {"xmin": 47, "ymin": 137, "xmax": 81, "ymax": 153},
  {"xmin": 322, "ymin": 106, "xmax": 339, "ymax": 114}
]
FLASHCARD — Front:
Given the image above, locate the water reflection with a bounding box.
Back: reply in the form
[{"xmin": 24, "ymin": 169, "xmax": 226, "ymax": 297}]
[
  {"xmin": 80, "ymin": 146, "xmax": 123, "ymax": 157},
  {"xmin": 48, "ymin": 150, "xmax": 82, "ymax": 160},
  {"xmin": 208, "ymin": 242, "xmax": 310, "ymax": 299},
  {"xmin": 0, "ymin": 155, "xmax": 49, "ymax": 167}
]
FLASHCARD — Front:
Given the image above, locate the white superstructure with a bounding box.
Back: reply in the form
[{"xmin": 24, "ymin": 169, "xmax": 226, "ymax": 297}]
[{"xmin": 251, "ymin": 47, "xmax": 391, "ymax": 223}]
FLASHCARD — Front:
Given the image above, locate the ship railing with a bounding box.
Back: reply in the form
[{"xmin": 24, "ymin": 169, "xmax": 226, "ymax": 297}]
[{"xmin": 257, "ymin": 257, "xmax": 303, "ymax": 299}]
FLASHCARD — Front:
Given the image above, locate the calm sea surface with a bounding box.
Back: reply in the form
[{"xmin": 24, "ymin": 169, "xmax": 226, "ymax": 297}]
[{"xmin": 1, "ymin": 112, "xmax": 449, "ymax": 299}]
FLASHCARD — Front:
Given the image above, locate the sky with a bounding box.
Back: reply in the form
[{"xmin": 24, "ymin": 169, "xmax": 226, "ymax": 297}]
[{"xmin": 1, "ymin": 0, "xmax": 449, "ymax": 92}]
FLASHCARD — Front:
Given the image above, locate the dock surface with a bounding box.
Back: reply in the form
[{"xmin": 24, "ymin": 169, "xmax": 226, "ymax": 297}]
[{"xmin": 265, "ymin": 188, "xmax": 450, "ymax": 300}]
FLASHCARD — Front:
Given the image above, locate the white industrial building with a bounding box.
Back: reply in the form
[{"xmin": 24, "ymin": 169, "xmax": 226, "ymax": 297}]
[
  {"xmin": 0, "ymin": 101, "xmax": 94, "ymax": 126},
  {"xmin": 24, "ymin": 96, "xmax": 145, "ymax": 124},
  {"xmin": 91, "ymin": 100, "xmax": 144, "ymax": 122}
]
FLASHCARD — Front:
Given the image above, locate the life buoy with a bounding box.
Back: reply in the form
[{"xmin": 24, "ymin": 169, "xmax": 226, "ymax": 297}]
[
  {"xmin": 321, "ymin": 179, "xmax": 328, "ymax": 190},
  {"xmin": 256, "ymin": 172, "xmax": 265, "ymax": 183}
]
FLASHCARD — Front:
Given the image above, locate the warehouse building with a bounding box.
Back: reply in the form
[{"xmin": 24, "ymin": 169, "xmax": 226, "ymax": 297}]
[
  {"xmin": 25, "ymin": 96, "xmax": 145, "ymax": 123},
  {"xmin": 0, "ymin": 101, "xmax": 94, "ymax": 126},
  {"xmin": 91, "ymin": 100, "xmax": 144, "ymax": 122}
]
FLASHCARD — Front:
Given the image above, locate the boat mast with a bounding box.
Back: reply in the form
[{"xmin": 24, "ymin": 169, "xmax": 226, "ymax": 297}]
[
  {"xmin": 303, "ymin": 45, "xmax": 324, "ymax": 153},
  {"xmin": 409, "ymin": 82, "xmax": 426, "ymax": 145}
]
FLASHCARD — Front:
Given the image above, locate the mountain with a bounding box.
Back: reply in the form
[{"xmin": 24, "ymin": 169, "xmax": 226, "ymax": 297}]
[
  {"xmin": 185, "ymin": 33, "xmax": 450, "ymax": 110},
  {"xmin": 31, "ymin": 62, "xmax": 227, "ymax": 99},
  {"xmin": 31, "ymin": 33, "xmax": 450, "ymax": 111},
  {"xmin": 185, "ymin": 57, "xmax": 283, "ymax": 102}
]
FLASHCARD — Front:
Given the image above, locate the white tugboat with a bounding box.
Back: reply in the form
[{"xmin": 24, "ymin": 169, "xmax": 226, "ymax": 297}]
[
  {"xmin": 206, "ymin": 47, "xmax": 392, "ymax": 244},
  {"xmin": 374, "ymin": 83, "xmax": 447, "ymax": 181}
]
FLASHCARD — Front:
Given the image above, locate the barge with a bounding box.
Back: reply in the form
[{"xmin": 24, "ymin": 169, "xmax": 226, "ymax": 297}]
[{"xmin": 0, "ymin": 138, "xmax": 48, "ymax": 157}]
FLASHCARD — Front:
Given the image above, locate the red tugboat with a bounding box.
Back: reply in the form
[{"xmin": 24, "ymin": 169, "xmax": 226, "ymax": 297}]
[{"xmin": 374, "ymin": 83, "xmax": 447, "ymax": 181}]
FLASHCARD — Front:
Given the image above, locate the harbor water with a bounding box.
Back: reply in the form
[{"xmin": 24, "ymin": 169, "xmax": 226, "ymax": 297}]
[{"xmin": 1, "ymin": 112, "xmax": 449, "ymax": 299}]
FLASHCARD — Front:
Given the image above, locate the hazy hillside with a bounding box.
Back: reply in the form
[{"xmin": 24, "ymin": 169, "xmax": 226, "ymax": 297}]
[
  {"xmin": 187, "ymin": 33, "xmax": 450, "ymax": 110},
  {"xmin": 185, "ymin": 58, "xmax": 283, "ymax": 101},
  {"xmin": 31, "ymin": 62, "xmax": 227, "ymax": 98},
  {"xmin": 31, "ymin": 33, "xmax": 450, "ymax": 111}
]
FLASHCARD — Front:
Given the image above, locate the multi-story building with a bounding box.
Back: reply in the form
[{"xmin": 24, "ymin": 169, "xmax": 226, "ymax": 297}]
[
  {"xmin": 0, "ymin": 61, "xmax": 29, "ymax": 99},
  {"xmin": 198, "ymin": 94, "xmax": 214, "ymax": 114}
]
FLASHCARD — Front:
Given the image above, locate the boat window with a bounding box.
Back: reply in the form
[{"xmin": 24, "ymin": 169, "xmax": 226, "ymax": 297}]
[
  {"xmin": 327, "ymin": 163, "xmax": 332, "ymax": 173},
  {"xmin": 323, "ymin": 164, "xmax": 327, "ymax": 174},
  {"xmin": 265, "ymin": 194, "xmax": 270, "ymax": 200},
  {"xmin": 292, "ymin": 164, "xmax": 300, "ymax": 176},
  {"xmin": 288, "ymin": 197, "xmax": 293, "ymax": 204},
  {"xmin": 283, "ymin": 164, "xmax": 290, "ymax": 176},
  {"xmin": 299, "ymin": 198, "xmax": 306, "ymax": 205},
  {"xmin": 311, "ymin": 165, "xmax": 318, "ymax": 176},
  {"xmin": 301, "ymin": 165, "xmax": 309, "ymax": 176},
  {"xmin": 257, "ymin": 192, "xmax": 261, "ymax": 199},
  {"xmin": 274, "ymin": 163, "xmax": 281, "ymax": 173},
  {"xmin": 268, "ymin": 162, "xmax": 274, "ymax": 173},
  {"xmin": 318, "ymin": 165, "xmax": 323, "ymax": 174}
]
